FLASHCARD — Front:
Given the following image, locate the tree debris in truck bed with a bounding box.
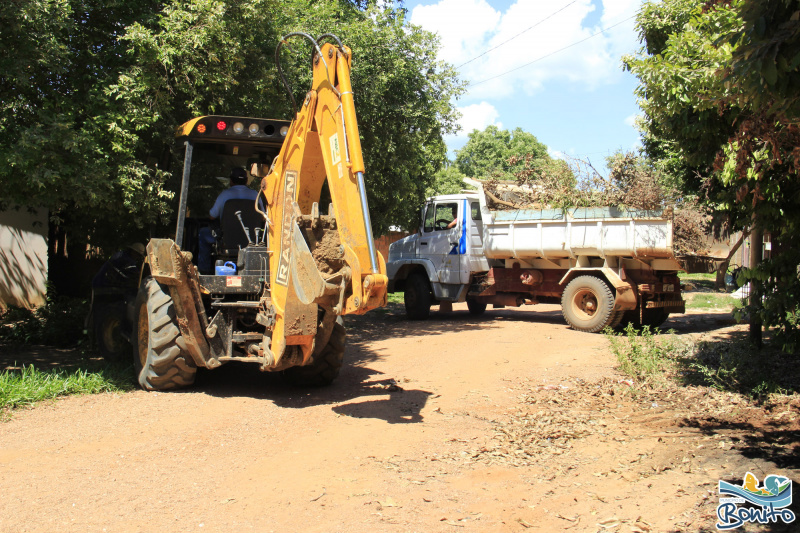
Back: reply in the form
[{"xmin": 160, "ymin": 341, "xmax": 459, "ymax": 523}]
[{"xmin": 476, "ymin": 153, "xmax": 711, "ymax": 257}]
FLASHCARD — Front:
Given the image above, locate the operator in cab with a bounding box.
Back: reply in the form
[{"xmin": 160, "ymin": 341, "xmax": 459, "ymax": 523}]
[
  {"xmin": 198, "ymin": 167, "xmax": 258, "ymax": 274},
  {"xmin": 446, "ymin": 205, "xmax": 458, "ymax": 229}
]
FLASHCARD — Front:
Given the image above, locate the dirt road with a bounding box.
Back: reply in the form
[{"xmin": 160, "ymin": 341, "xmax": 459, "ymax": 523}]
[{"xmin": 1, "ymin": 303, "xmax": 798, "ymax": 532}]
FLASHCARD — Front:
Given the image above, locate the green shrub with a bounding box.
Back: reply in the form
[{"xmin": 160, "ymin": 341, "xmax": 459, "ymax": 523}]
[
  {"xmin": 0, "ymin": 291, "xmax": 89, "ymax": 347},
  {"xmin": 734, "ymin": 251, "xmax": 800, "ymax": 354},
  {"xmin": 608, "ymin": 324, "xmax": 799, "ymax": 398},
  {"xmin": 605, "ymin": 324, "xmax": 689, "ymax": 385},
  {"xmin": 681, "ymin": 339, "xmax": 795, "ymax": 397}
]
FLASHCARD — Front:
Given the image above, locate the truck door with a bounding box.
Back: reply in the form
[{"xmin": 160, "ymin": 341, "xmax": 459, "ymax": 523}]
[
  {"xmin": 419, "ymin": 200, "xmax": 463, "ymax": 285},
  {"xmin": 468, "ymin": 200, "xmax": 490, "ymax": 275}
]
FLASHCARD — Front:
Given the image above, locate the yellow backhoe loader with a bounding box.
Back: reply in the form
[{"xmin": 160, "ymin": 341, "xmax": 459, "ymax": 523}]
[{"xmin": 130, "ymin": 33, "xmax": 387, "ymax": 390}]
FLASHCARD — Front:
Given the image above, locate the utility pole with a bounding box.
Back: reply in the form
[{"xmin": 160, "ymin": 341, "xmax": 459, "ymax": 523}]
[{"xmin": 748, "ymin": 220, "xmax": 763, "ymax": 348}]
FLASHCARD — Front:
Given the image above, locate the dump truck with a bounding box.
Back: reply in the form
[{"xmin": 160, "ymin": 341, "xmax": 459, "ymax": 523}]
[
  {"xmin": 92, "ymin": 33, "xmax": 387, "ymax": 390},
  {"xmin": 386, "ymin": 180, "xmax": 684, "ymax": 332}
]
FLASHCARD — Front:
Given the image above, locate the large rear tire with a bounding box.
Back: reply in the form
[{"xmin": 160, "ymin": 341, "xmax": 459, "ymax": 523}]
[
  {"xmin": 618, "ymin": 307, "xmax": 669, "ymax": 330},
  {"xmin": 133, "ymin": 277, "xmax": 196, "ymax": 391},
  {"xmin": 642, "ymin": 308, "xmax": 669, "ymax": 328},
  {"xmin": 561, "ymin": 275, "xmax": 619, "ymax": 333},
  {"xmin": 284, "ymin": 318, "xmax": 345, "ymax": 387},
  {"xmin": 404, "ymin": 272, "xmax": 432, "ymax": 320}
]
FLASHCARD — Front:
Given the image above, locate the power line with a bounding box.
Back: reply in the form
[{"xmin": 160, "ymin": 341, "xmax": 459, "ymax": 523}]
[
  {"xmin": 468, "ymin": 15, "xmax": 636, "ymax": 88},
  {"xmin": 455, "ymin": 1, "xmax": 577, "ymax": 70}
]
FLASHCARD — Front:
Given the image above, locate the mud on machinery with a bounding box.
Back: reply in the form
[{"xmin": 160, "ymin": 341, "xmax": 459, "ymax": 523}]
[{"xmin": 94, "ymin": 33, "xmax": 388, "ymax": 391}]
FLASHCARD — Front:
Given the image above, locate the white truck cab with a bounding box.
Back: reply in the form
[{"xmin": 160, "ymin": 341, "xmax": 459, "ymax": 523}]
[{"xmin": 388, "ymin": 193, "xmax": 487, "ymax": 304}]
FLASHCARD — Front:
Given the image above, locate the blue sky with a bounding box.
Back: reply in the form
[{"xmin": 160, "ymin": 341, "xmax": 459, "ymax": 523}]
[{"xmin": 402, "ymin": 0, "xmax": 644, "ymax": 171}]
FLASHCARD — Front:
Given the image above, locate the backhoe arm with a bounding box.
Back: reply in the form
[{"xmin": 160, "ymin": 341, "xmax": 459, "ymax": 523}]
[{"xmin": 258, "ymin": 34, "xmax": 387, "ymax": 366}]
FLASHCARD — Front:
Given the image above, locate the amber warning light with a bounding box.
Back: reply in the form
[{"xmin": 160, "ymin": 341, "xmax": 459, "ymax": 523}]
[{"xmin": 196, "ymin": 123, "xmax": 207, "ymax": 133}]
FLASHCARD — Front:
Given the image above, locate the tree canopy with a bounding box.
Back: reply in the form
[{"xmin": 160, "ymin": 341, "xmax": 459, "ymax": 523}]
[
  {"xmin": 454, "ymin": 125, "xmax": 549, "ymax": 181},
  {"xmin": 427, "ymin": 164, "xmax": 467, "ymax": 198},
  {"xmin": 0, "ymin": 0, "xmax": 463, "ymax": 249},
  {"xmin": 625, "ymin": 0, "xmax": 800, "ymax": 351}
]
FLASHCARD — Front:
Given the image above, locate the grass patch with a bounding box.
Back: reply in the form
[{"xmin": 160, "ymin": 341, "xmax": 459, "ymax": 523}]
[
  {"xmin": 685, "ymin": 293, "xmax": 743, "ymax": 310},
  {"xmin": 678, "ymin": 272, "xmax": 717, "ymax": 292},
  {"xmin": 387, "ymin": 292, "xmax": 404, "ymax": 305},
  {"xmin": 679, "ymin": 272, "xmax": 715, "ymax": 281},
  {"xmin": 0, "ymin": 362, "xmax": 135, "ymax": 411},
  {"xmin": 371, "ymin": 292, "xmax": 405, "ymax": 316}
]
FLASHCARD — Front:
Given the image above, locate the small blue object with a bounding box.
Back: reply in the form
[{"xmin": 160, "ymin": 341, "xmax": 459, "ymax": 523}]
[{"xmin": 215, "ymin": 261, "xmax": 237, "ymax": 276}]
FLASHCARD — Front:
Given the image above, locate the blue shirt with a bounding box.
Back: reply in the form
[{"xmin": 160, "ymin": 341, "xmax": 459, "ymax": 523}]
[{"xmin": 209, "ymin": 185, "xmax": 259, "ymax": 219}]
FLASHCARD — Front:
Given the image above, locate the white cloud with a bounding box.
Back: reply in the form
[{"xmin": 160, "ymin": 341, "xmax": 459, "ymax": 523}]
[
  {"xmin": 452, "ymin": 101, "xmax": 502, "ymax": 140},
  {"xmin": 624, "ymin": 113, "xmax": 638, "ymax": 128},
  {"xmin": 410, "ymin": 0, "xmax": 641, "ymax": 100},
  {"xmin": 547, "ymin": 147, "xmax": 566, "ymax": 160},
  {"xmin": 410, "ymin": 0, "xmax": 501, "ymax": 65}
]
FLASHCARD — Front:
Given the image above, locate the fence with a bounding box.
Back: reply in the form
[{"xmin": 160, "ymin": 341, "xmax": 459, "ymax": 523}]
[{"xmin": 374, "ymin": 230, "xmax": 411, "ymax": 262}]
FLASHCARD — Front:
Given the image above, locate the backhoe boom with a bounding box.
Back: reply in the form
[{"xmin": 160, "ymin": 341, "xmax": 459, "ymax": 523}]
[{"xmin": 258, "ymin": 34, "xmax": 388, "ymax": 367}]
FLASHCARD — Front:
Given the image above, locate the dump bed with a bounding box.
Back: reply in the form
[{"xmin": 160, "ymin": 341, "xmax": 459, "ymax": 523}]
[{"xmin": 475, "ymin": 183, "xmax": 675, "ymax": 261}]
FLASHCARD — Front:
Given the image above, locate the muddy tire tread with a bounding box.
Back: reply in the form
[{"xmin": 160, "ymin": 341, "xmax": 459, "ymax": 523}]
[{"xmin": 134, "ymin": 278, "xmax": 196, "ymax": 391}]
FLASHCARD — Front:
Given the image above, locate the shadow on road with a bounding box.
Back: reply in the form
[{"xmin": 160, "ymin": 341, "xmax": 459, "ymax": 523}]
[
  {"xmin": 188, "ymin": 302, "xmax": 570, "ymax": 420},
  {"xmin": 191, "ymin": 355, "xmax": 434, "ymax": 425},
  {"xmin": 681, "ymin": 416, "xmax": 800, "ymax": 471},
  {"xmin": 665, "ymin": 310, "xmax": 739, "ymax": 334},
  {"xmin": 0, "ymin": 300, "xmax": 756, "ymax": 426}
]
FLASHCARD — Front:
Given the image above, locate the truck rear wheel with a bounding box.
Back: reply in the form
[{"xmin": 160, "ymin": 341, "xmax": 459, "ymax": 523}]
[
  {"xmin": 466, "ymin": 298, "xmax": 487, "ymax": 315},
  {"xmin": 133, "ymin": 277, "xmax": 196, "ymax": 391},
  {"xmin": 404, "ymin": 272, "xmax": 432, "ymax": 320},
  {"xmin": 284, "ymin": 318, "xmax": 345, "ymax": 387},
  {"xmin": 94, "ymin": 300, "xmax": 127, "ymax": 362},
  {"xmin": 561, "ymin": 275, "xmax": 618, "ymax": 333}
]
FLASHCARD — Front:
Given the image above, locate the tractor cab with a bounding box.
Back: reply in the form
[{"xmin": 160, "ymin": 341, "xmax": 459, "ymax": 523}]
[{"xmin": 174, "ymin": 116, "xmax": 291, "ymax": 275}]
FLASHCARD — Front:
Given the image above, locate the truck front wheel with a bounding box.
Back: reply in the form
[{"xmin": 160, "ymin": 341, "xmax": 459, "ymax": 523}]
[
  {"xmin": 561, "ymin": 275, "xmax": 618, "ymax": 333},
  {"xmin": 466, "ymin": 298, "xmax": 487, "ymax": 315},
  {"xmin": 404, "ymin": 272, "xmax": 432, "ymax": 320},
  {"xmin": 133, "ymin": 277, "xmax": 196, "ymax": 390}
]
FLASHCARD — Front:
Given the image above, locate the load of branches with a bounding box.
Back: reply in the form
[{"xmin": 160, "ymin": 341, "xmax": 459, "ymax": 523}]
[{"xmin": 480, "ymin": 152, "xmax": 711, "ymax": 256}]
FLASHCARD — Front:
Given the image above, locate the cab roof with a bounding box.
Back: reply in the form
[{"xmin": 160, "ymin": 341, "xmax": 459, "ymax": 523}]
[
  {"xmin": 175, "ymin": 115, "xmax": 291, "ymax": 147},
  {"xmin": 424, "ymin": 192, "xmax": 481, "ymax": 203}
]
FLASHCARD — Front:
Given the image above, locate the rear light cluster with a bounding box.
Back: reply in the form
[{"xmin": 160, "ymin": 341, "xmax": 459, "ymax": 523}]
[{"xmin": 194, "ymin": 119, "xmax": 289, "ymax": 138}]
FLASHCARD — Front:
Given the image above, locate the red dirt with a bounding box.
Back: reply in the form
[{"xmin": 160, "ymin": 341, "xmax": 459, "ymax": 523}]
[{"xmin": 1, "ymin": 304, "xmax": 798, "ymax": 532}]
